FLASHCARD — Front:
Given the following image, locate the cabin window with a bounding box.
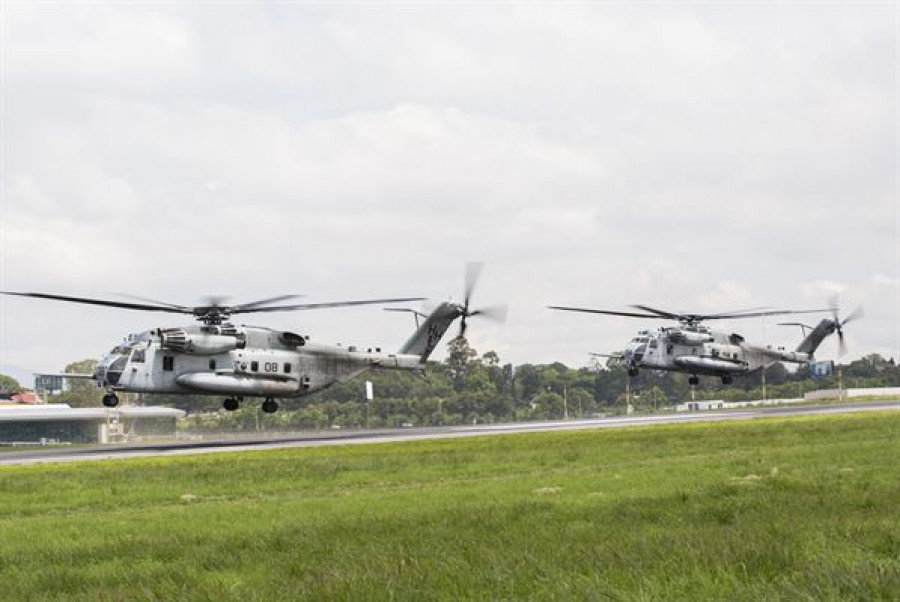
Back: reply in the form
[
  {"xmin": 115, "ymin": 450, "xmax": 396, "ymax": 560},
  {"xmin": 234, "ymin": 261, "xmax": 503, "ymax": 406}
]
[
  {"xmin": 251, "ymin": 361, "xmax": 259, "ymax": 372},
  {"xmin": 163, "ymin": 356, "xmax": 174, "ymax": 371},
  {"xmin": 649, "ymin": 340, "xmax": 658, "ymax": 349},
  {"xmin": 209, "ymin": 359, "xmax": 216, "ymax": 370},
  {"xmin": 131, "ymin": 348, "xmax": 145, "ymax": 363},
  {"xmin": 284, "ymin": 363, "xmax": 292, "ymax": 374}
]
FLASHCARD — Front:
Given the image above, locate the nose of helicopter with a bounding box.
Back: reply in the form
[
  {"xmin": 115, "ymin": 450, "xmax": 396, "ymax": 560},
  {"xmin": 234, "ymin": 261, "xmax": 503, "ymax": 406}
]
[
  {"xmin": 624, "ymin": 341, "xmax": 644, "ymax": 364},
  {"xmin": 97, "ymin": 350, "xmax": 129, "ymax": 386}
]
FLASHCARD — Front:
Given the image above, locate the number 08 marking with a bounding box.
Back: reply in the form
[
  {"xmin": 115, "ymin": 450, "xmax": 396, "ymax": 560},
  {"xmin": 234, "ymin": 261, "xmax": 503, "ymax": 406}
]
[{"xmin": 264, "ymin": 362, "xmax": 278, "ymax": 373}]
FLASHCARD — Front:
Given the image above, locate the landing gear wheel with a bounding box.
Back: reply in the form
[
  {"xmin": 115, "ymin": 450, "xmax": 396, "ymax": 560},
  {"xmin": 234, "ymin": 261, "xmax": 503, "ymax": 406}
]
[
  {"xmin": 721, "ymin": 375, "xmax": 733, "ymax": 385},
  {"xmin": 102, "ymin": 392, "xmax": 119, "ymax": 408},
  {"xmin": 688, "ymin": 376, "xmax": 699, "ymax": 386},
  {"xmin": 628, "ymin": 367, "xmax": 639, "ymax": 377},
  {"xmin": 223, "ymin": 398, "xmax": 239, "ymax": 412},
  {"xmin": 262, "ymin": 399, "xmax": 279, "ymax": 414}
]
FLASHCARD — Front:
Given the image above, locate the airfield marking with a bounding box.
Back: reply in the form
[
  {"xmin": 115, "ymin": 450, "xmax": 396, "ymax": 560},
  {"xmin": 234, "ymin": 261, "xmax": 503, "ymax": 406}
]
[{"xmin": 1, "ymin": 400, "xmax": 898, "ymax": 466}]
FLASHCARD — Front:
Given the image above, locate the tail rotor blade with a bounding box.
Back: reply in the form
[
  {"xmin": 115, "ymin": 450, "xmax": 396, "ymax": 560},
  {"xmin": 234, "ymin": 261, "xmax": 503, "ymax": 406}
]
[
  {"xmin": 838, "ymin": 331, "xmax": 848, "ymax": 357},
  {"xmin": 842, "ymin": 305, "xmax": 864, "ymax": 326},
  {"xmin": 828, "ymin": 294, "xmax": 840, "ymax": 314},
  {"xmin": 469, "ymin": 304, "xmax": 508, "ymax": 324},
  {"xmin": 463, "ymin": 261, "xmax": 484, "ymax": 310}
]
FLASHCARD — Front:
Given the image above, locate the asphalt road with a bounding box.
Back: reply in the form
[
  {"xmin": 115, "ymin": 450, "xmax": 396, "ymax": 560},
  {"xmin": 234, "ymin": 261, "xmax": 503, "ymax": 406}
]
[{"xmin": 1, "ymin": 400, "xmax": 898, "ymax": 466}]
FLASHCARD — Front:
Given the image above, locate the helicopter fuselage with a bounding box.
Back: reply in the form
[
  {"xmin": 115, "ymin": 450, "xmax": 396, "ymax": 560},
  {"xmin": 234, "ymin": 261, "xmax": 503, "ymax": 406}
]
[
  {"xmin": 622, "ymin": 325, "xmax": 813, "ymax": 380},
  {"xmin": 5, "ymin": 268, "xmax": 497, "ymax": 413},
  {"xmin": 94, "ymin": 323, "xmax": 424, "ymax": 399}
]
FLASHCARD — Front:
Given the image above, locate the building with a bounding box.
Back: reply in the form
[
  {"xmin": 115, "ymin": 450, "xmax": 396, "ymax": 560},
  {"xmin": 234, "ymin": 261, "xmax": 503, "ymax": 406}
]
[{"xmin": 0, "ymin": 404, "xmax": 185, "ymax": 445}]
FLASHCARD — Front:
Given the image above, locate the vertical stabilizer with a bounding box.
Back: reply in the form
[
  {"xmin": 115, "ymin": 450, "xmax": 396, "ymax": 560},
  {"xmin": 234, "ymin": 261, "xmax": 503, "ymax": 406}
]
[
  {"xmin": 399, "ymin": 302, "xmax": 463, "ymax": 362},
  {"xmin": 795, "ymin": 318, "xmax": 837, "ymax": 355}
]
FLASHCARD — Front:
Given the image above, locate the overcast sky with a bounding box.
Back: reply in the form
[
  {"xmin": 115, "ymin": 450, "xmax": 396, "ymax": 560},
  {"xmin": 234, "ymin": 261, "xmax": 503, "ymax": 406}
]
[{"xmin": 1, "ymin": 2, "xmax": 897, "ymax": 384}]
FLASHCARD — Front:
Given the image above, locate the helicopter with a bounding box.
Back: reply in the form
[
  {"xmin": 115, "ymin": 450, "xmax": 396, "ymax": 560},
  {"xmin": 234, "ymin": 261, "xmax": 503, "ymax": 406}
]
[
  {"xmin": 548, "ymin": 302, "xmax": 862, "ymax": 385},
  {"xmin": 2, "ymin": 264, "xmax": 504, "ymax": 413}
]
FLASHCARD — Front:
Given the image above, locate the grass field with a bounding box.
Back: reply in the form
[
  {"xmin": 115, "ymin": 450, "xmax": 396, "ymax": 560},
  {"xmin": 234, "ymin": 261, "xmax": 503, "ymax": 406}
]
[{"xmin": 1, "ymin": 413, "xmax": 898, "ymax": 601}]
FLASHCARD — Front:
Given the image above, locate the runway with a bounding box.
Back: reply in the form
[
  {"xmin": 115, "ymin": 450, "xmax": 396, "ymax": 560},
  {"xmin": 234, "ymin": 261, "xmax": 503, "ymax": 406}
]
[{"xmin": 1, "ymin": 400, "xmax": 898, "ymax": 466}]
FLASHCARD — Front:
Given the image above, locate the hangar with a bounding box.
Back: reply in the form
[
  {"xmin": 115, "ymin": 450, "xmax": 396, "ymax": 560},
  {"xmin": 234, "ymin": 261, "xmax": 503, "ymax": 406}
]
[{"xmin": 0, "ymin": 404, "xmax": 185, "ymax": 445}]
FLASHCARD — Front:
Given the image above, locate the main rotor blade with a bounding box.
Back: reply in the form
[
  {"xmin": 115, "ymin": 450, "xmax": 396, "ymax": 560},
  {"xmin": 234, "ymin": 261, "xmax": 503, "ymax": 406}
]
[
  {"xmin": 231, "ymin": 295, "xmax": 305, "ymax": 311},
  {"xmin": 700, "ymin": 308, "xmax": 831, "ymax": 321},
  {"xmin": 630, "ymin": 305, "xmax": 683, "ymax": 320},
  {"xmin": 548, "ymin": 305, "xmax": 669, "ymax": 319},
  {"xmin": 115, "ymin": 293, "xmax": 193, "ymax": 311},
  {"xmin": 0, "ymin": 291, "xmax": 195, "ymax": 314},
  {"xmin": 231, "ymin": 297, "xmax": 427, "ymax": 314},
  {"xmin": 464, "ymin": 261, "xmax": 484, "ymax": 309},
  {"xmin": 201, "ymin": 295, "xmax": 231, "ymax": 308},
  {"xmin": 704, "ymin": 306, "xmax": 773, "ymax": 318}
]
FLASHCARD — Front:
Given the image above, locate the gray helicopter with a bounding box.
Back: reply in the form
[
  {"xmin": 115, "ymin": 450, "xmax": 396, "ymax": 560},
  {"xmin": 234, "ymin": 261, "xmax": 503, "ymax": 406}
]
[
  {"xmin": 548, "ymin": 303, "xmax": 862, "ymax": 385},
  {"xmin": 2, "ymin": 264, "xmax": 504, "ymax": 413}
]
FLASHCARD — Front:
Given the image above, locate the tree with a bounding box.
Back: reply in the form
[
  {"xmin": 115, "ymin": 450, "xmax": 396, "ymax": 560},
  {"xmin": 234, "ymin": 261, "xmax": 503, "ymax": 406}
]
[
  {"xmin": 640, "ymin": 385, "xmax": 668, "ymax": 411},
  {"xmin": 0, "ymin": 374, "xmax": 23, "ymax": 396},
  {"xmin": 513, "ymin": 364, "xmax": 544, "ymax": 403},
  {"xmin": 568, "ymin": 387, "xmax": 595, "ymax": 417},
  {"xmin": 56, "ymin": 359, "xmax": 102, "ymax": 408},
  {"xmin": 446, "ymin": 337, "xmax": 478, "ymax": 392},
  {"xmin": 530, "ymin": 390, "xmax": 564, "ymax": 419}
]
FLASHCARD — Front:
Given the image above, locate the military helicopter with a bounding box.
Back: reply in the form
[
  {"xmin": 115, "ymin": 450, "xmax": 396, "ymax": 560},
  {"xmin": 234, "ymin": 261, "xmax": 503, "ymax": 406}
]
[
  {"xmin": 548, "ymin": 302, "xmax": 861, "ymax": 385},
  {"xmin": 2, "ymin": 264, "xmax": 504, "ymax": 413}
]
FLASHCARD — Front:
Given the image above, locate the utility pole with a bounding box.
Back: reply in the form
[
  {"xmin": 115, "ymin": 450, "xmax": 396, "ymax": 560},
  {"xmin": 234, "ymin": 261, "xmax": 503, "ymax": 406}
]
[
  {"xmin": 626, "ymin": 378, "xmax": 633, "ymax": 415},
  {"xmin": 761, "ymin": 366, "xmax": 767, "ymax": 401},
  {"xmin": 563, "ymin": 383, "xmax": 568, "ymax": 420},
  {"xmin": 838, "ymin": 367, "xmax": 843, "ymax": 402}
]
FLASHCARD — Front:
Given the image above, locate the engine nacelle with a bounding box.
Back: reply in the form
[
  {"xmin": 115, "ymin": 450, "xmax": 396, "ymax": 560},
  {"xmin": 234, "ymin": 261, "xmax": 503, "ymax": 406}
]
[
  {"xmin": 160, "ymin": 328, "xmax": 242, "ymax": 355},
  {"xmin": 666, "ymin": 329, "xmax": 713, "ymax": 346}
]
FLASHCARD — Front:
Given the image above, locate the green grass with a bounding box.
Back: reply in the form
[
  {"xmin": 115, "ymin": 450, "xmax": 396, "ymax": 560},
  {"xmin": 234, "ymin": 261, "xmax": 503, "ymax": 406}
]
[{"xmin": 1, "ymin": 413, "xmax": 898, "ymax": 601}]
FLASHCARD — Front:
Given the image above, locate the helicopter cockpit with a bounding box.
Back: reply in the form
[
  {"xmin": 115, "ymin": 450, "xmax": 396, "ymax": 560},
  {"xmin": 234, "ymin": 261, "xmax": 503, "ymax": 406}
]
[
  {"xmin": 96, "ymin": 331, "xmax": 153, "ymax": 386},
  {"xmin": 624, "ymin": 332, "xmax": 652, "ymax": 364}
]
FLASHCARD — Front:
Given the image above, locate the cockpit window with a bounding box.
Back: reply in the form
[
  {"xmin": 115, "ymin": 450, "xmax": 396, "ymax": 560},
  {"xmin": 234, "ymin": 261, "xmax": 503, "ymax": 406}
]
[{"xmin": 131, "ymin": 348, "xmax": 146, "ymax": 363}]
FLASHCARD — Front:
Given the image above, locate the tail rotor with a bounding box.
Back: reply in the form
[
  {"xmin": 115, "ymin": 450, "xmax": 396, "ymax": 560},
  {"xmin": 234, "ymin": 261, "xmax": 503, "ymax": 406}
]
[
  {"xmin": 458, "ymin": 261, "xmax": 507, "ymax": 339},
  {"xmin": 828, "ymin": 296, "xmax": 864, "ymax": 356}
]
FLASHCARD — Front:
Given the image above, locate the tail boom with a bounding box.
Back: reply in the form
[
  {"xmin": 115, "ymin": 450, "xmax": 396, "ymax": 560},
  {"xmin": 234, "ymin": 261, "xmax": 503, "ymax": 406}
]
[{"xmin": 795, "ymin": 318, "xmax": 838, "ymax": 356}]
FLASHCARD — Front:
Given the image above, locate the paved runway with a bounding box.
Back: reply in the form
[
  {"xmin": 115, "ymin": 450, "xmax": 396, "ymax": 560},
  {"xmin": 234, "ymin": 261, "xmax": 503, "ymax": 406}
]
[{"xmin": 1, "ymin": 400, "xmax": 898, "ymax": 466}]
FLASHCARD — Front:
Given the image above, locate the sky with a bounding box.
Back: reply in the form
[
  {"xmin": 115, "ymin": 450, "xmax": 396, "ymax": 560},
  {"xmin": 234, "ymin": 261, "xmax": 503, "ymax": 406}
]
[{"xmin": 1, "ymin": 2, "xmax": 897, "ymax": 385}]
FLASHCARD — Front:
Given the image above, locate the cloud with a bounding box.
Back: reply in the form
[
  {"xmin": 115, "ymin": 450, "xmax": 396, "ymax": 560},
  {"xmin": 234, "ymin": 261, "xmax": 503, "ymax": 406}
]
[
  {"xmin": 696, "ymin": 281, "xmax": 755, "ymax": 313},
  {"xmin": 1, "ymin": 3, "xmax": 896, "ymax": 373}
]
